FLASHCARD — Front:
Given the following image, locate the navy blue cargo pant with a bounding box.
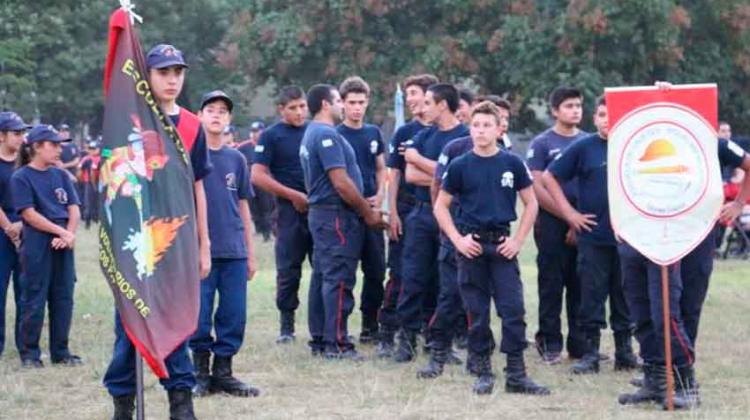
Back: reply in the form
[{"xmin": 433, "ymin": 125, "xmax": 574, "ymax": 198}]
[
  {"xmin": 359, "ymin": 226, "xmax": 386, "ymax": 323},
  {"xmin": 104, "ymin": 311, "xmax": 195, "ymax": 396},
  {"xmin": 274, "ymin": 199, "xmax": 314, "ymax": 313},
  {"xmin": 618, "ymin": 243, "xmax": 694, "ymax": 367},
  {"xmin": 17, "ymin": 226, "xmax": 76, "ymax": 363},
  {"xmin": 576, "ymin": 242, "xmax": 631, "ymax": 340},
  {"xmin": 397, "ymin": 202, "xmax": 440, "ymax": 334},
  {"xmin": 533, "ymin": 210, "xmax": 584, "ymax": 357},
  {"xmin": 680, "ymin": 229, "xmax": 715, "ymax": 346},
  {"xmin": 379, "ymin": 199, "xmax": 414, "ymax": 333},
  {"xmin": 190, "ymin": 258, "xmax": 248, "ymax": 357},
  {"xmin": 426, "ymin": 244, "xmax": 463, "ymax": 351},
  {"xmin": 0, "ymin": 231, "xmax": 21, "ymax": 356},
  {"xmin": 458, "ymin": 243, "xmax": 527, "ymax": 357},
  {"xmin": 308, "ymin": 206, "xmax": 364, "ymax": 352}
]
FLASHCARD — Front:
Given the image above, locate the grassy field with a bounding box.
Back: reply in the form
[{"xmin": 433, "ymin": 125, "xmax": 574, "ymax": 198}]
[{"xmin": 1, "ymin": 226, "xmax": 749, "ymax": 420}]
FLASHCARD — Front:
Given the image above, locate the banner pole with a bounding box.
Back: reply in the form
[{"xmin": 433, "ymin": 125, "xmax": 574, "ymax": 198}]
[
  {"xmin": 661, "ymin": 265, "xmax": 674, "ymax": 411},
  {"xmin": 135, "ymin": 354, "xmax": 145, "ymax": 420}
]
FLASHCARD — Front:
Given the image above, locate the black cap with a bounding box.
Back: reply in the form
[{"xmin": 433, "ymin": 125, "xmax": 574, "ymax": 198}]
[{"xmin": 200, "ymin": 90, "xmax": 233, "ymax": 112}]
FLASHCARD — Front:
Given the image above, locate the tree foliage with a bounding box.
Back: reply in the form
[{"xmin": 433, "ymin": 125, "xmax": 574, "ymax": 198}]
[{"xmin": 1, "ymin": 1, "xmax": 749, "ymax": 134}]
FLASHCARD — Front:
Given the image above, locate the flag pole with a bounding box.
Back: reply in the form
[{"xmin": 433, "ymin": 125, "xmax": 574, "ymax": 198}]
[
  {"xmin": 661, "ymin": 265, "xmax": 674, "ymax": 411},
  {"xmin": 135, "ymin": 353, "xmax": 145, "ymax": 420}
]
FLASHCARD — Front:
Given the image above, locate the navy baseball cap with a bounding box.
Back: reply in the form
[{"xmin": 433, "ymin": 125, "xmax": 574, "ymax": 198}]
[
  {"xmin": 26, "ymin": 124, "xmax": 71, "ymax": 144},
  {"xmin": 200, "ymin": 90, "xmax": 233, "ymax": 112},
  {"xmin": 250, "ymin": 121, "xmax": 265, "ymax": 131},
  {"xmin": 87, "ymin": 140, "xmax": 100, "ymax": 149},
  {"xmin": 146, "ymin": 44, "xmax": 188, "ymax": 70},
  {"xmin": 0, "ymin": 112, "xmax": 31, "ymax": 131},
  {"xmin": 58, "ymin": 123, "xmax": 70, "ymax": 130},
  {"xmin": 222, "ymin": 125, "xmax": 237, "ymax": 135}
]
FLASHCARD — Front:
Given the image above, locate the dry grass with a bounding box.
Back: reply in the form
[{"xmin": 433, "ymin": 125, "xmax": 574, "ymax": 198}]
[{"xmin": 1, "ymin": 227, "xmax": 749, "ymax": 420}]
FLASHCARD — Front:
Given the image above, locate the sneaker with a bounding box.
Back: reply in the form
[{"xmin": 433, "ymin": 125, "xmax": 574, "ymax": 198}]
[
  {"xmin": 51, "ymin": 354, "xmax": 83, "ymax": 366},
  {"xmin": 21, "ymin": 359, "xmax": 44, "ymax": 369},
  {"xmin": 541, "ymin": 351, "xmax": 562, "ymax": 365}
]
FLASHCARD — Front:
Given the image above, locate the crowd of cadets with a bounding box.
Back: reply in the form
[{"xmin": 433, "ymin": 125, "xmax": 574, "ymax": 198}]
[{"xmin": 0, "ymin": 43, "xmax": 749, "ymax": 420}]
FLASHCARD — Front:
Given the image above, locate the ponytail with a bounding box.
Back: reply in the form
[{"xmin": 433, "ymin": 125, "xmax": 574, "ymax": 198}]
[{"xmin": 16, "ymin": 142, "xmax": 33, "ymax": 168}]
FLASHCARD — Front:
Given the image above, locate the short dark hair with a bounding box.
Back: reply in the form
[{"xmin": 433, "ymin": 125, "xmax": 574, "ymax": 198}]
[
  {"xmin": 458, "ymin": 88, "xmax": 474, "ymax": 105},
  {"xmin": 277, "ymin": 85, "xmax": 306, "ymax": 107},
  {"xmin": 549, "ymin": 86, "xmax": 583, "ymax": 110},
  {"xmin": 428, "ymin": 83, "xmax": 459, "ymax": 113},
  {"xmin": 306, "ymin": 84, "xmax": 336, "ymax": 116},
  {"xmin": 471, "ymin": 101, "xmax": 502, "ymax": 124},
  {"xmin": 476, "ymin": 94, "xmax": 511, "ymax": 112},
  {"xmin": 596, "ymin": 95, "xmax": 606, "ymax": 107},
  {"xmin": 339, "ymin": 76, "xmax": 370, "ymax": 100},
  {"xmin": 403, "ymin": 74, "xmax": 439, "ymax": 94}
]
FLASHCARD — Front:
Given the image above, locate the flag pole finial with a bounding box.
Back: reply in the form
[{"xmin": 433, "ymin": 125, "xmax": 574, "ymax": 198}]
[{"xmin": 119, "ymin": 0, "xmax": 143, "ymax": 24}]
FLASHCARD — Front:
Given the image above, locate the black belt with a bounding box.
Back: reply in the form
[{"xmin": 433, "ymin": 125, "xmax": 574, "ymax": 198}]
[
  {"xmin": 458, "ymin": 225, "xmax": 510, "ymax": 244},
  {"xmin": 397, "ymin": 191, "xmax": 417, "ymax": 206}
]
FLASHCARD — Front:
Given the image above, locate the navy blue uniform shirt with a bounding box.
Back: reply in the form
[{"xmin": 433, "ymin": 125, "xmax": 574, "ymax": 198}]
[
  {"xmin": 387, "ymin": 120, "xmax": 428, "ymax": 198},
  {"xmin": 237, "ymin": 142, "xmax": 255, "ymax": 166},
  {"xmin": 300, "ymin": 121, "xmax": 363, "ymax": 206},
  {"xmin": 253, "ymin": 121, "xmax": 308, "ymax": 193},
  {"xmin": 442, "ymin": 150, "xmax": 532, "ymax": 230},
  {"xmin": 169, "ymin": 112, "xmax": 212, "ymax": 182},
  {"xmin": 407, "ymin": 124, "xmax": 469, "ymax": 203},
  {"xmin": 336, "ymin": 123, "xmax": 384, "ymax": 198},
  {"xmin": 60, "ymin": 143, "xmax": 80, "ymax": 175},
  {"xmin": 11, "ymin": 166, "xmax": 80, "ymax": 222},
  {"xmin": 204, "ymin": 146, "xmax": 254, "ymax": 259},
  {"xmin": 718, "ymin": 138, "xmax": 746, "ymax": 169},
  {"xmin": 0, "ymin": 158, "xmax": 19, "ymax": 222},
  {"xmin": 527, "ymin": 128, "xmax": 588, "ymax": 205},
  {"xmin": 548, "ymin": 134, "xmax": 615, "ymax": 245}
]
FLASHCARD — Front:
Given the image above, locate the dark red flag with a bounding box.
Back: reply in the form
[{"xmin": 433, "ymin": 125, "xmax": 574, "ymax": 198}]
[{"xmin": 99, "ymin": 8, "xmax": 199, "ymax": 378}]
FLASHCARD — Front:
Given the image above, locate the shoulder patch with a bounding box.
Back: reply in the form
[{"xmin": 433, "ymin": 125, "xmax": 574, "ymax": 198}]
[
  {"xmin": 728, "ymin": 140, "xmax": 745, "ymax": 158},
  {"xmin": 526, "ymin": 148, "xmax": 534, "ymax": 159},
  {"xmin": 322, "ymin": 139, "xmax": 334, "ymax": 148},
  {"xmin": 438, "ymin": 154, "xmax": 448, "ymax": 166},
  {"xmin": 254, "ymin": 145, "xmax": 265, "ymax": 153}
]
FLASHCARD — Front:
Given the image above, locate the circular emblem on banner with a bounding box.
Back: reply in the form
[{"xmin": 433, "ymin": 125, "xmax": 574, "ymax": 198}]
[{"xmin": 617, "ymin": 104, "xmax": 712, "ymax": 218}]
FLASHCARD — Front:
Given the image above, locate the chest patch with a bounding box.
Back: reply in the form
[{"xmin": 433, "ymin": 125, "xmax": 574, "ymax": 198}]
[{"xmin": 501, "ymin": 171, "xmax": 514, "ymax": 188}]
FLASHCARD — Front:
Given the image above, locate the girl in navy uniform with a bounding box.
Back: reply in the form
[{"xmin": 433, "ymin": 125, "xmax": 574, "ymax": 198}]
[
  {"xmin": 190, "ymin": 90, "xmax": 259, "ymax": 398},
  {"xmin": 435, "ymin": 102, "xmax": 548, "ymax": 396},
  {"xmin": 11, "ymin": 124, "xmax": 81, "ymax": 368},
  {"xmin": 0, "ymin": 112, "xmax": 30, "ymax": 357}
]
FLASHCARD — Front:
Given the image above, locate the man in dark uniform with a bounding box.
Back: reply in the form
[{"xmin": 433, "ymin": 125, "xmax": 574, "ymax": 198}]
[
  {"xmin": 417, "ymin": 98, "xmax": 512, "ymax": 378},
  {"xmin": 238, "ymin": 121, "xmax": 274, "ymax": 242},
  {"xmin": 0, "ymin": 112, "xmax": 30, "ymax": 358},
  {"xmin": 526, "ymin": 86, "xmax": 588, "ymax": 364},
  {"xmin": 335, "ymin": 76, "xmax": 387, "ymax": 343},
  {"xmin": 435, "ymin": 101, "xmax": 548, "ymax": 396},
  {"xmin": 190, "ymin": 90, "xmax": 260, "ymax": 398},
  {"xmin": 376, "ymin": 74, "xmax": 438, "ymax": 358},
  {"xmin": 394, "ymin": 83, "xmax": 469, "ymax": 362},
  {"xmin": 300, "ymin": 84, "xmax": 387, "ymax": 360},
  {"xmin": 103, "ymin": 43, "xmax": 212, "ymax": 420},
  {"xmin": 543, "ymin": 96, "xmax": 638, "ymax": 374},
  {"xmin": 251, "ymin": 86, "xmax": 316, "ymax": 344}
]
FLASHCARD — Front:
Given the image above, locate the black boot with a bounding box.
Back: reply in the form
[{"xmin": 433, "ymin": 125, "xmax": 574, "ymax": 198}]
[
  {"xmin": 505, "ymin": 353, "xmax": 551, "ymax": 395},
  {"xmin": 210, "ymin": 355, "xmax": 260, "ymax": 397},
  {"xmin": 167, "ymin": 389, "xmax": 197, "ymax": 420},
  {"xmin": 618, "ymin": 363, "xmax": 664, "ymax": 405},
  {"xmin": 393, "ymin": 330, "xmax": 417, "ymax": 363},
  {"xmin": 571, "ymin": 333, "xmax": 600, "ymax": 375},
  {"xmin": 668, "ymin": 365, "xmax": 700, "ymax": 410},
  {"xmin": 359, "ymin": 313, "xmax": 379, "ymax": 344},
  {"xmin": 192, "ymin": 352, "xmax": 211, "ymax": 397},
  {"xmin": 111, "ymin": 394, "xmax": 135, "ymax": 420},
  {"xmin": 276, "ymin": 311, "xmax": 295, "ymax": 343},
  {"xmin": 614, "ymin": 331, "xmax": 640, "ymax": 371},
  {"xmin": 417, "ymin": 347, "xmax": 446, "ymax": 379},
  {"xmin": 376, "ymin": 328, "xmax": 396, "ymax": 358},
  {"xmin": 471, "ymin": 353, "xmax": 495, "ymax": 395},
  {"xmin": 466, "ymin": 351, "xmax": 481, "ymax": 376}
]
